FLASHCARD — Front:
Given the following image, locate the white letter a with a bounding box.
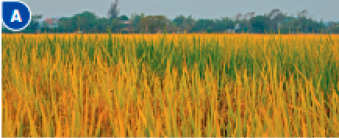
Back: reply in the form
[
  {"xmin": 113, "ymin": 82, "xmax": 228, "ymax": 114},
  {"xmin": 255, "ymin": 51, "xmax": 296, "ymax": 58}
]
[{"xmin": 11, "ymin": 9, "xmax": 22, "ymax": 22}]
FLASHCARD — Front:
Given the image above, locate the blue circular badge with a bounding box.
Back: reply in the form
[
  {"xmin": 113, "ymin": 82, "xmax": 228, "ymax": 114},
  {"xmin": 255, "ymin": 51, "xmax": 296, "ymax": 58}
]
[{"xmin": 2, "ymin": 1, "xmax": 32, "ymax": 31}]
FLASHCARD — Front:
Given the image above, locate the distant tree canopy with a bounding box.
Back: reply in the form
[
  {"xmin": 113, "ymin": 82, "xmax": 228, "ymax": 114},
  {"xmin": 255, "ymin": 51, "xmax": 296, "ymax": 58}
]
[
  {"xmin": 172, "ymin": 14, "xmax": 195, "ymax": 32},
  {"xmin": 191, "ymin": 19, "xmax": 215, "ymax": 33},
  {"xmin": 250, "ymin": 15, "xmax": 269, "ymax": 33},
  {"xmin": 107, "ymin": 0, "xmax": 120, "ymax": 21},
  {"xmin": 56, "ymin": 11, "xmax": 98, "ymax": 33},
  {"xmin": 26, "ymin": 14, "xmax": 43, "ymax": 32},
  {"xmin": 140, "ymin": 15, "xmax": 170, "ymax": 33},
  {"xmin": 130, "ymin": 13, "xmax": 145, "ymax": 32},
  {"xmin": 5, "ymin": 7, "xmax": 338, "ymax": 34},
  {"xmin": 120, "ymin": 14, "xmax": 129, "ymax": 20}
]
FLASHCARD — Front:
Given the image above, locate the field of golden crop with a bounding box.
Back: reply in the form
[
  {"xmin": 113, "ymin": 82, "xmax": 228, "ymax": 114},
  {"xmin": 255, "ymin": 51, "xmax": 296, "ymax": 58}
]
[{"xmin": 2, "ymin": 33, "xmax": 339, "ymax": 137}]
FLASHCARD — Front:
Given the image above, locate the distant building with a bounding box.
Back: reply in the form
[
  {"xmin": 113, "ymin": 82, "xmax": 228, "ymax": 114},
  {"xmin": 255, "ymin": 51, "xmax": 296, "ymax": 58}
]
[
  {"xmin": 39, "ymin": 17, "xmax": 61, "ymax": 28},
  {"xmin": 225, "ymin": 23, "xmax": 240, "ymax": 33},
  {"xmin": 227, "ymin": 29, "xmax": 235, "ymax": 33},
  {"xmin": 121, "ymin": 20, "xmax": 131, "ymax": 24},
  {"xmin": 120, "ymin": 20, "xmax": 133, "ymax": 33}
]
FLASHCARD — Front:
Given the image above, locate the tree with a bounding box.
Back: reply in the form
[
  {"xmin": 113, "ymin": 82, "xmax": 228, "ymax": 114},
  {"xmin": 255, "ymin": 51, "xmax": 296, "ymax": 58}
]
[
  {"xmin": 250, "ymin": 15, "xmax": 268, "ymax": 33},
  {"xmin": 57, "ymin": 11, "xmax": 98, "ymax": 33},
  {"xmin": 95, "ymin": 17, "xmax": 110, "ymax": 33},
  {"xmin": 140, "ymin": 15, "xmax": 170, "ymax": 33},
  {"xmin": 267, "ymin": 9, "xmax": 286, "ymax": 33},
  {"xmin": 74, "ymin": 11, "xmax": 98, "ymax": 32},
  {"xmin": 27, "ymin": 14, "xmax": 43, "ymax": 33},
  {"xmin": 281, "ymin": 9, "xmax": 325, "ymax": 34},
  {"xmin": 120, "ymin": 14, "xmax": 129, "ymax": 20},
  {"xmin": 234, "ymin": 13, "xmax": 243, "ymax": 21},
  {"xmin": 172, "ymin": 14, "xmax": 185, "ymax": 32},
  {"xmin": 326, "ymin": 22, "xmax": 339, "ymax": 34},
  {"xmin": 4, "ymin": 7, "xmax": 333, "ymax": 34},
  {"xmin": 191, "ymin": 19, "xmax": 215, "ymax": 33},
  {"xmin": 332, "ymin": 24, "xmax": 339, "ymax": 33},
  {"xmin": 172, "ymin": 14, "xmax": 195, "ymax": 33},
  {"xmin": 243, "ymin": 12, "xmax": 256, "ymax": 32},
  {"xmin": 214, "ymin": 17, "xmax": 235, "ymax": 33},
  {"xmin": 233, "ymin": 13, "xmax": 251, "ymax": 33},
  {"xmin": 58, "ymin": 17, "xmax": 75, "ymax": 33},
  {"xmin": 107, "ymin": 0, "xmax": 120, "ymax": 21},
  {"xmin": 110, "ymin": 18, "xmax": 124, "ymax": 33},
  {"xmin": 297, "ymin": 9, "xmax": 309, "ymax": 18},
  {"xmin": 131, "ymin": 13, "xmax": 145, "ymax": 32},
  {"xmin": 184, "ymin": 15, "xmax": 195, "ymax": 32}
]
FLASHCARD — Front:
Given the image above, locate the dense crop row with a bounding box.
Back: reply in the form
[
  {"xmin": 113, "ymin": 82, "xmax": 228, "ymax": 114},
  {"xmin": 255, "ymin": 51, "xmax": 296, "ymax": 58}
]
[{"xmin": 2, "ymin": 33, "xmax": 339, "ymax": 137}]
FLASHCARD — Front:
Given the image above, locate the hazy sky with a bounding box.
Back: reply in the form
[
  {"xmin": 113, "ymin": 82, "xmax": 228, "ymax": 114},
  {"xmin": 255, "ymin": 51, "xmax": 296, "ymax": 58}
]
[{"xmin": 22, "ymin": 0, "xmax": 339, "ymax": 22}]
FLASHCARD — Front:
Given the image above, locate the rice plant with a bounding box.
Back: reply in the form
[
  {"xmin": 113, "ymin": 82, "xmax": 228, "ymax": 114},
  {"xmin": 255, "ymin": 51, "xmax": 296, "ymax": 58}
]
[{"xmin": 2, "ymin": 33, "xmax": 339, "ymax": 137}]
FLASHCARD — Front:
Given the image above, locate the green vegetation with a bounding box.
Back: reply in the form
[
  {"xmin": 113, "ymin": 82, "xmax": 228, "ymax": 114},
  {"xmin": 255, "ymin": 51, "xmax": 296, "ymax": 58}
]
[{"xmin": 2, "ymin": 33, "xmax": 339, "ymax": 137}]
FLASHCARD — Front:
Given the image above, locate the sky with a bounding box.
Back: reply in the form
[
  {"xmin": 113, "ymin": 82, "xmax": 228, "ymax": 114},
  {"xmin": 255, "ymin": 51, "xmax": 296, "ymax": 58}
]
[{"xmin": 22, "ymin": 0, "xmax": 339, "ymax": 22}]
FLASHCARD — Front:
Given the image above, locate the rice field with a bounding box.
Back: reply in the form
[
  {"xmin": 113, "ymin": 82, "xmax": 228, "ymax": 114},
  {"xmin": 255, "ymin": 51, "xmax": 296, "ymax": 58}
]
[{"xmin": 2, "ymin": 33, "xmax": 339, "ymax": 137}]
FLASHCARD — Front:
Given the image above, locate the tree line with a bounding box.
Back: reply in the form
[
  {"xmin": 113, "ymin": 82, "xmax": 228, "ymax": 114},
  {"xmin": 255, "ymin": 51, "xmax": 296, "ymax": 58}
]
[{"xmin": 3, "ymin": 0, "xmax": 339, "ymax": 34}]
